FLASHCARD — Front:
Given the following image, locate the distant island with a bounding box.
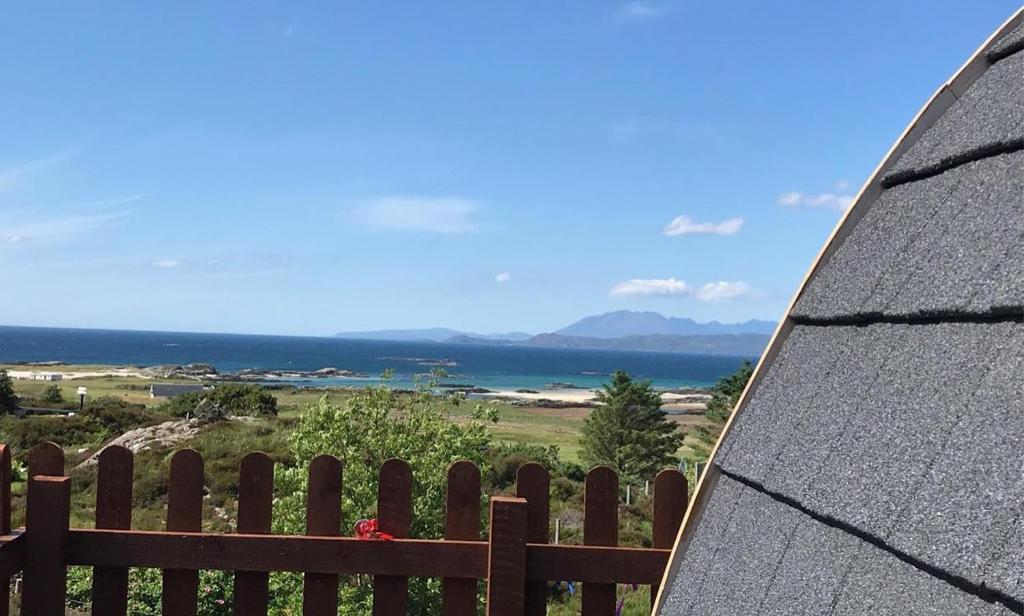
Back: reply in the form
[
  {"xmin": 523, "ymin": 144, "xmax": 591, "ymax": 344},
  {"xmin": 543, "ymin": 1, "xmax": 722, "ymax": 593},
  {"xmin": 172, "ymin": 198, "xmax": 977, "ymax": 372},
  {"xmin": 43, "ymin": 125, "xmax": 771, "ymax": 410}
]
[{"xmin": 336, "ymin": 310, "xmax": 775, "ymax": 356}]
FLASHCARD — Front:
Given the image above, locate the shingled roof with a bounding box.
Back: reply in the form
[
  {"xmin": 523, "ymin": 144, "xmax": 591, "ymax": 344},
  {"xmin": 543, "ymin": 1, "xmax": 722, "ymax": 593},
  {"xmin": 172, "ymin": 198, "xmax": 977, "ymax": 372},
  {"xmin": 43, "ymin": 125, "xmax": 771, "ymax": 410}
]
[{"xmin": 656, "ymin": 9, "xmax": 1024, "ymax": 615}]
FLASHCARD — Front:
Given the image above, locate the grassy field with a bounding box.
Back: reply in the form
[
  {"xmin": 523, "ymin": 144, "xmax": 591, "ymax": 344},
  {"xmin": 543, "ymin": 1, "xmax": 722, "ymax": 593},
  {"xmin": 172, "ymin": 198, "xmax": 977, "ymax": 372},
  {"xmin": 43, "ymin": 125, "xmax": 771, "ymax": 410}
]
[
  {"xmin": 1, "ymin": 365, "xmax": 712, "ymax": 614},
  {"xmin": 3, "ymin": 364, "xmax": 712, "ymax": 465}
]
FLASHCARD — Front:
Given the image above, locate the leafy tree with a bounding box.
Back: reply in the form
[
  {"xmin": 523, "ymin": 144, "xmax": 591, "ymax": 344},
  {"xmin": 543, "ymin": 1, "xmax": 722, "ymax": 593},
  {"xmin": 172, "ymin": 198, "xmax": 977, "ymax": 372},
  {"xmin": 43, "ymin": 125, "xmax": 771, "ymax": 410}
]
[
  {"xmin": 0, "ymin": 370, "xmax": 19, "ymax": 414},
  {"xmin": 692, "ymin": 360, "xmax": 754, "ymax": 458},
  {"xmin": 270, "ymin": 378, "xmax": 497, "ymax": 614},
  {"xmin": 42, "ymin": 384, "xmax": 64, "ymax": 404},
  {"xmin": 579, "ymin": 371, "xmax": 683, "ymax": 482}
]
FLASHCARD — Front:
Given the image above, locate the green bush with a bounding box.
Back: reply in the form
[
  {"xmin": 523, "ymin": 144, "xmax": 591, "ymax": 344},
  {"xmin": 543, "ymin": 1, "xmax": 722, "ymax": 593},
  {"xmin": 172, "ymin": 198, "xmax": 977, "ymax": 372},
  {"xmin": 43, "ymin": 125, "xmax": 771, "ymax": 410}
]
[
  {"xmin": 271, "ymin": 383, "xmax": 496, "ymax": 614},
  {"xmin": 159, "ymin": 384, "xmax": 278, "ymax": 418},
  {"xmin": 41, "ymin": 384, "xmax": 64, "ymax": 403}
]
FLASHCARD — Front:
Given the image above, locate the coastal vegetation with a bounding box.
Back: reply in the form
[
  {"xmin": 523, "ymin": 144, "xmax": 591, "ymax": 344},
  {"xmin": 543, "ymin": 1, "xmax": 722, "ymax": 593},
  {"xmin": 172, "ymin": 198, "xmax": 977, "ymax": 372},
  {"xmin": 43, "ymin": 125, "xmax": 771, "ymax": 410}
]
[
  {"xmin": 0, "ymin": 365, "xmax": 728, "ymax": 614},
  {"xmin": 691, "ymin": 360, "xmax": 753, "ymax": 458},
  {"xmin": 580, "ymin": 371, "xmax": 684, "ymax": 482},
  {"xmin": 0, "ymin": 370, "xmax": 18, "ymax": 413}
]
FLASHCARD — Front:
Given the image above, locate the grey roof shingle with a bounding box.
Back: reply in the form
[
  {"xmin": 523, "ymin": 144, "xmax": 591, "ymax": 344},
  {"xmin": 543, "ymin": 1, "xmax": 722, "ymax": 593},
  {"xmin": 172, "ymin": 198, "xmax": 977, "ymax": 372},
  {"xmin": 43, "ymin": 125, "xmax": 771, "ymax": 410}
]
[
  {"xmin": 884, "ymin": 50, "xmax": 1024, "ymax": 185},
  {"xmin": 793, "ymin": 151, "xmax": 1024, "ymax": 320},
  {"xmin": 988, "ymin": 20, "xmax": 1024, "ymax": 61},
  {"xmin": 831, "ymin": 546, "xmax": 1018, "ymax": 616},
  {"xmin": 659, "ymin": 15, "xmax": 1024, "ymax": 615}
]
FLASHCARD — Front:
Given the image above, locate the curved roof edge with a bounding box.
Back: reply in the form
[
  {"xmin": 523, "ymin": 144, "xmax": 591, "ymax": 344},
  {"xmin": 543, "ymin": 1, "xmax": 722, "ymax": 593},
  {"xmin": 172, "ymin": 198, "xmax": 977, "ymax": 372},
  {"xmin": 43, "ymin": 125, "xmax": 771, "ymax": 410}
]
[{"xmin": 652, "ymin": 6, "xmax": 1024, "ymax": 612}]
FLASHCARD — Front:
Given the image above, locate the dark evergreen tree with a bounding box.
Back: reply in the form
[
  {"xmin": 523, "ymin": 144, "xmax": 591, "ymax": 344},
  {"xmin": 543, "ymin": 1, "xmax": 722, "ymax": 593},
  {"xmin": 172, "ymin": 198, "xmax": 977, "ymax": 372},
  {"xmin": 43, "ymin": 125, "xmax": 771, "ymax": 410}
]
[
  {"xmin": 0, "ymin": 370, "xmax": 19, "ymax": 414},
  {"xmin": 692, "ymin": 360, "xmax": 753, "ymax": 458},
  {"xmin": 580, "ymin": 371, "xmax": 683, "ymax": 481}
]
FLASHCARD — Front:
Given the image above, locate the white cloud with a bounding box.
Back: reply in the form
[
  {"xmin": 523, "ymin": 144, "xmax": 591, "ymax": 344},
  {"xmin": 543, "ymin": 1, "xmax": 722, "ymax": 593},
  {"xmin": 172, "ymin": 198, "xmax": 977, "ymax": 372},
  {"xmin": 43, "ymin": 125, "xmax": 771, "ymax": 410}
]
[
  {"xmin": 152, "ymin": 259, "xmax": 180, "ymax": 269},
  {"xmin": 0, "ymin": 148, "xmax": 75, "ymax": 192},
  {"xmin": 777, "ymin": 188, "xmax": 853, "ymax": 212},
  {"xmin": 610, "ymin": 277, "xmax": 689, "ymax": 296},
  {"xmin": 495, "ymin": 272, "xmax": 512, "ymax": 283},
  {"xmin": 350, "ymin": 196, "xmax": 482, "ymax": 234},
  {"xmin": 0, "ymin": 211, "xmax": 127, "ymax": 244},
  {"xmin": 695, "ymin": 281, "xmax": 751, "ymax": 302},
  {"xmin": 663, "ymin": 215, "xmax": 743, "ymax": 237},
  {"xmin": 283, "ymin": 23, "xmax": 300, "ymax": 38},
  {"xmin": 617, "ymin": 1, "xmax": 665, "ymax": 20},
  {"xmin": 610, "ymin": 277, "xmax": 755, "ymax": 301}
]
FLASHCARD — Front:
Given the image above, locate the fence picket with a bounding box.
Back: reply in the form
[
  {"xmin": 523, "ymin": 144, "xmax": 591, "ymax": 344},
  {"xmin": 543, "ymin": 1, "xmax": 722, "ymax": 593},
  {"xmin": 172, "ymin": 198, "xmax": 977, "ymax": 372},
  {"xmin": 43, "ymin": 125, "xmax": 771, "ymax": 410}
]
[
  {"xmin": 443, "ymin": 460, "xmax": 481, "ymax": 616},
  {"xmin": 0, "ymin": 445, "xmax": 10, "ymax": 616},
  {"xmin": 27, "ymin": 442, "xmax": 63, "ymax": 478},
  {"xmin": 484, "ymin": 497, "xmax": 528, "ymax": 616},
  {"xmin": 162, "ymin": 449, "xmax": 204, "ymax": 616},
  {"xmin": 92, "ymin": 446, "xmax": 134, "ymax": 616},
  {"xmin": 372, "ymin": 458, "xmax": 412, "ymax": 616},
  {"xmin": 516, "ymin": 463, "xmax": 549, "ymax": 616},
  {"xmin": 651, "ymin": 469, "xmax": 687, "ymax": 609},
  {"xmin": 234, "ymin": 452, "xmax": 275, "ymax": 615},
  {"xmin": 22, "ymin": 476, "xmax": 71, "ymax": 615},
  {"xmin": 582, "ymin": 467, "xmax": 618, "ymax": 616},
  {"xmin": 303, "ymin": 455, "xmax": 343, "ymax": 615}
]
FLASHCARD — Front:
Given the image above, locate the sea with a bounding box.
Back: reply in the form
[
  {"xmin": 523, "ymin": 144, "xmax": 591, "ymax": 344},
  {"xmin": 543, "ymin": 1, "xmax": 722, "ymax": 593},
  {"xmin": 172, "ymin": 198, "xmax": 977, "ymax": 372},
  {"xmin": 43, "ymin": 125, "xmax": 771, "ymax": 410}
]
[{"xmin": 0, "ymin": 326, "xmax": 752, "ymax": 391}]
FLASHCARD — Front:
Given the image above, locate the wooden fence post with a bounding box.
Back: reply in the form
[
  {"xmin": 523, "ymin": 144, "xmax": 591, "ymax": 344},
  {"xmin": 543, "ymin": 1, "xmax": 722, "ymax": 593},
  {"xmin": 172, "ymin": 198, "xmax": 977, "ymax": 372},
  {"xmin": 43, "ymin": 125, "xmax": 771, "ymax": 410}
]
[
  {"xmin": 303, "ymin": 455, "xmax": 342, "ymax": 616},
  {"xmin": 27, "ymin": 442, "xmax": 63, "ymax": 479},
  {"xmin": 234, "ymin": 452, "xmax": 274, "ymax": 615},
  {"xmin": 516, "ymin": 463, "xmax": 549, "ymax": 616},
  {"xmin": 92, "ymin": 446, "xmax": 134, "ymax": 616},
  {"xmin": 22, "ymin": 476, "xmax": 71, "ymax": 615},
  {"xmin": 485, "ymin": 497, "xmax": 527, "ymax": 616},
  {"xmin": 0, "ymin": 444, "xmax": 11, "ymax": 616},
  {"xmin": 373, "ymin": 459, "xmax": 412, "ymax": 616},
  {"xmin": 443, "ymin": 460, "xmax": 481, "ymax": 616},
  {"xmin": 582, "ymin": 467, "xmax": 618, "ymax": 616},
  {"xmin": 651, "ymin": 469, "xmax": 687, "ymax": 610},
  {"xmin": 162, "ymin": 449, "xmax": 204, "ymax": 616}
]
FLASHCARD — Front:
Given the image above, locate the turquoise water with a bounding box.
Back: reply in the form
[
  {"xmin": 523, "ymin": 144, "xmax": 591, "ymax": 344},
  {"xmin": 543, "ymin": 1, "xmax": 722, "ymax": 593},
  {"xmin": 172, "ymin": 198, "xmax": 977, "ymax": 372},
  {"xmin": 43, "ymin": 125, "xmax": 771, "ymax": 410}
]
[{"xmin": 0, "ymin": 326, "xmax": 752, "ymax": 390}]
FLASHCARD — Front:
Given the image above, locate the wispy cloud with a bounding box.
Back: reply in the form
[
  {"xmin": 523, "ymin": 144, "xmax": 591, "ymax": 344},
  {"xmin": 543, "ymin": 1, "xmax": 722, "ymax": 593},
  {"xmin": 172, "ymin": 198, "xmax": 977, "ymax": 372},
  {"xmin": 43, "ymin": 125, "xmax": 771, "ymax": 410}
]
[
  {"xmin": 495, "ymin": 272, "xmax": 512, "ymax": 284},
  {"xmin": 282, "ymin": 23, "xmax": 300, "ymax": 38},
  {"xmin": 610, "ymin": 277, "xmax": 689, "ymax": 296},
  {"xmin": 663, "ymin": 215, "xmax": 743, "ymax": 237},
  {"xmin": 610, "ymin": 277, "xmax": 755, "ymax": 301},
  {"xmin": 777, "ymin": 182, "xmax": 854, "ymax": 212},
  {"xmin": 0, "ymin": 211, "xmax": 127, "ymax": 244},
  {"xmin": 695, "ymin": 281, "xmax": 751, "ymax": 301},
  {"xmin": 350, "ymin": 196, "xmax": 482, "ymax": 234},
  {"xmin": 152, "ymin": 259, "xmax": 180, "ymax": 269},
  {"xmin": 616, "ymin": 1, "xmax": 666, "ymax": 20},
  {"xmin": 0, "ymin": 148, "xmax": 75, "ymax": 192}
]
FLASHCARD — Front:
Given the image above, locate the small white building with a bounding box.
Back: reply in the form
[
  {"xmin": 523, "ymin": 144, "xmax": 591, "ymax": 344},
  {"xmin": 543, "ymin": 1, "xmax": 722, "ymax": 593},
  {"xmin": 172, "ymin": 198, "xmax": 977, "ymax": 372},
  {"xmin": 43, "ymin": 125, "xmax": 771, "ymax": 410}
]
[{"xmin": 31, "ymin": 373, "xmax": 63, "ymax": 382}]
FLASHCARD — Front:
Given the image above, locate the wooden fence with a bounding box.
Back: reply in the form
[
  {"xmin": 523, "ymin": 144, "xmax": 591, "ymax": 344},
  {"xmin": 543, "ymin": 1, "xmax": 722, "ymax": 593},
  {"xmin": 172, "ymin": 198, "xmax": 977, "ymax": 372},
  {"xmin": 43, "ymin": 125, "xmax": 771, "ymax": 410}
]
[{"xmin": 0, "ymin": 442, "xmax": 687, "ymax": 615}]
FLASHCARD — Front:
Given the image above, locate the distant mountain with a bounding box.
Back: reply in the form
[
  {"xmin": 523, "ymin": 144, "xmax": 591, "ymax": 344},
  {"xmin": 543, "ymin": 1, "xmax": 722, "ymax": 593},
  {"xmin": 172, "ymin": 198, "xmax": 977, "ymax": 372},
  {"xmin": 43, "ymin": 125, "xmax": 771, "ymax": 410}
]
[
  {"xmin": 445, "ymin": 335, "xmax": 515, "ymax": 345},
  {"xmin": 520, "ymin": 333, "xmax": 768, "ymax": 356},
  {"xmin": 335, "ymin": 328, "xmax": 532, "ymax": 342},
  {"xmin": 557, "ymin": 310, "xmax": 776, "ymax": 339}
]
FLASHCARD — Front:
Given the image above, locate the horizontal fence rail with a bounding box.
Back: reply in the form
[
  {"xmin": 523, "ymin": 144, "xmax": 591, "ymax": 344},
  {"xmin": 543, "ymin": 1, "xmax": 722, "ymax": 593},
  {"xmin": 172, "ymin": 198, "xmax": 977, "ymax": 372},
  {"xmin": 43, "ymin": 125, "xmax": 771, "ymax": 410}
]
[{"xmin": 0, "ymin": 441, "xmax": 687, "ymax": 615}]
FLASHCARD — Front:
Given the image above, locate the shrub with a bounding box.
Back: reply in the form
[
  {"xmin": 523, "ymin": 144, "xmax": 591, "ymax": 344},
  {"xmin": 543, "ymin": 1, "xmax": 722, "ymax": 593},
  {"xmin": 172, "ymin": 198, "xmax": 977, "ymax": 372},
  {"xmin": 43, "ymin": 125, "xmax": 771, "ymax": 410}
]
[
  {"xmin": 159, "ymin": 384, "xmax": 277, "ymax": 418},
  {"xmin": 41, "ymin": 384, "xmax": 64, "ymax": 403},
  {"xmin": 271, "ymin": 382, "xmax": 497, "ymax": 614}
]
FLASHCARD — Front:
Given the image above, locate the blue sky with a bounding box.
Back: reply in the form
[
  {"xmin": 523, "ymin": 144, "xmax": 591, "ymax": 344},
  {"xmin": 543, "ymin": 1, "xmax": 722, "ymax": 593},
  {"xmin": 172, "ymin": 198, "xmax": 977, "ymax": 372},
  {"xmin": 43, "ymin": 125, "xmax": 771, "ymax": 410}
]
[{"xmin": 1, "ymin": 1, "xmax": 1019, "ymax": 336}]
